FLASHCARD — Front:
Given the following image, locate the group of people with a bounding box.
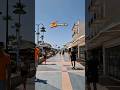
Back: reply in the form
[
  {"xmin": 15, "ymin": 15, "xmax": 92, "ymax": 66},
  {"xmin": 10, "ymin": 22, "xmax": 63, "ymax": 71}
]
[
  {"xmin": 0, "ymin": 41, "xmax": 100, "ymax": 90},
  {"xmin": 59, "ymin": 50, "xmax": 65, "ymax": 55},
  {"xmin": 35, "ymin": 47, "xmax": 47, "ymax": 65}
]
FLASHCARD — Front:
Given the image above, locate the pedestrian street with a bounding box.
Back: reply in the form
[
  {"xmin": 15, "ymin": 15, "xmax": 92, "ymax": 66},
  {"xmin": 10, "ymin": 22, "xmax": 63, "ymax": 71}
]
[{"xmin": 35, "ymin": 53, "xmax": 85, "ymax": 90}]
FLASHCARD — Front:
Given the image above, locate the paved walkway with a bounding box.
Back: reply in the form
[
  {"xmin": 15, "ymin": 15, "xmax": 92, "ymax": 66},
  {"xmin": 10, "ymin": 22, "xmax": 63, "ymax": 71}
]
[
  {"xmin": 35, "ymin": 53, "xmax": 85, "ymax": 90},
  {"xmin": 15, "ymin": 53, "xmax": 120, "ymax": 90},
  {"xmin": 15, "ymin": 77, "xmax": 35, "ymax": 90}
]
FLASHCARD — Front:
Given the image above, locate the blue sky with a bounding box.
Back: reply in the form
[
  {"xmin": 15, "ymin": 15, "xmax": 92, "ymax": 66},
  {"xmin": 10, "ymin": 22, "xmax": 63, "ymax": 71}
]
[{"xmin": 35, "ymin": 0, "xmax": 85, "ymax": 48}]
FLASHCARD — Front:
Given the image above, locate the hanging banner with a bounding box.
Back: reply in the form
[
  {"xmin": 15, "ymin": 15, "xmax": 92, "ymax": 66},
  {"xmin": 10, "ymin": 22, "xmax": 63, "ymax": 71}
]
[{"xmin": 50, "ymin": 21, "xmax": 68, "ymax": 28}]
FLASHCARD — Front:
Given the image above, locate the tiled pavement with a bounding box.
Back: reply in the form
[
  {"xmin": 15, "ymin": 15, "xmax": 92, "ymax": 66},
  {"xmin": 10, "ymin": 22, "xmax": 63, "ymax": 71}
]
[
  {"xmin": 15, "ymin": 53, "xmax": 120, "ymax": 90},
  {"xmin": 15, "ymin": 77, "xmax": 35, "ymax": 90},
  {"xmin": 35, "ymin": 53, "xmax": 85, "ymax": 90}
]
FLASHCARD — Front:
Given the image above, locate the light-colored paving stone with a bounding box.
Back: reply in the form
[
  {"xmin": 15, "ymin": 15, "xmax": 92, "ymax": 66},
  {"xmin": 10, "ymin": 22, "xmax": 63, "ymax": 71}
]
[
  {"xmin": 35, "ymin": 71, "xmax": 61, "ymax": 90},
  {"xmin": 35, "ymin": 53, "xmax": 85, "ymax": 90},
  {"xmin": 15, "ymin": 78, "xmax": 35, "ymax": 90}
]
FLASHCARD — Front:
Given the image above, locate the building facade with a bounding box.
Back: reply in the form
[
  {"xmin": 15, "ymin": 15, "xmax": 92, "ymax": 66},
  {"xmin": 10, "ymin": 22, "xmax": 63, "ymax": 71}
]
[
  {"xmin": 67, "ymin": 20, "xmax": 85, "ymax": 61},
  {"xmin": 86, "ymin": 0, "xmax": 120, "ymax": 80}
]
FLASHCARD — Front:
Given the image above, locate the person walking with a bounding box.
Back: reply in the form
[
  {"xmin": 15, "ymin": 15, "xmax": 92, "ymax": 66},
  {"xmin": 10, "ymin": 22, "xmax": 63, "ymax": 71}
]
[
  {"xmin": 70, "ymin": 49, "xmax": 76, "ymax": 69},
  {"xmin": 62, "ymin": 50, "xmax": 64, "ymax": 55},
  {"xmin": 43, "ymin": 53, "xmax": 47, "ymax": 64},
  {"xmin": 35, "ymin": 47, "xmax": 39, "ymax": 67},
  {"xmin": 59, "ymin": 51, "xmax": 61, "ymax": 55},
  {"xmin": 0, "ymin": 42, "xmax": 11, "ymax": 90},
  {"xmin": 68, "ymin": 49, "xmax": 71, "ymax": 60},
  {"xmin": 86, "ymin": 56, "xmax": 99, "ymax": 90},
  {"xmin": 34, "ymin": 47, "xmax": 39, "ymax": 82}
]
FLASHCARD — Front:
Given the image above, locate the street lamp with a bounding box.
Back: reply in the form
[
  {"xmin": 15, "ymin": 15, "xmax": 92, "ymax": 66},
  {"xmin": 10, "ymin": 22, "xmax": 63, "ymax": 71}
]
[
  {"xmin": 2, "ymin": 0, "xmax": 12, "ymax": 51},
  {"xmin": 40, "ymin": 26, "xmax": 46, "ymax": 43},
  {"xmin": 13, "ymin": 0, "xmax": 26, "ymax": 66},
  {"xmin": 36, "ymin": 24, "xmax": 41, "ymax": 45},
  {"xmin": 36, "ymin": 23, "xmax": 46, "ymax": 44},
  {"xmin": 41, "ymin": 35, "xmax": 44, "ymax": 42}
]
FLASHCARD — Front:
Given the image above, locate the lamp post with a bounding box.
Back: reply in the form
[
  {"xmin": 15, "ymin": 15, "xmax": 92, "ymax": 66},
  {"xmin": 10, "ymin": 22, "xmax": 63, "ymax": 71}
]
[
  {"xmin": 40, "ymin": 26, "xmax": 46, "ymax": 43},
  {"xmin": 3, "ymin": 0, "xmax": 12, "ymax": 51},
  {"xmin": 13, "ymin": 0, "xmax": 26, "ymax": 66},
  {"xmin": 6, "ymin": 0, "xmax": 8, "ymax": 51},
  {"xmin": 36, "ymin": 24, "xmax": 40, "ymax": 45},
  {"xmin": 36, "ymin": 23, "xmax": 45, "ymax": 44},
  {"xmin": 39, "ymin": 24, "xmax": 46, "ymax": 56}
]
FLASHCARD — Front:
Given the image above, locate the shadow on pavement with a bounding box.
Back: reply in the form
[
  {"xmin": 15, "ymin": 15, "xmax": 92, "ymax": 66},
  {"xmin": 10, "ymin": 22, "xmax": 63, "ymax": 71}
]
[
  {"xmin": 35, "ymin": 83, "xmax": 61, "ymax": 90},
  {"xmin": 68, "ymin": 72, "xmax": 85, "ymax": 90},
  {"xmin": 35, "ymin": 78, "xmax": 48, "ymax": 84},
  {"xmin": 74, "ymin": 67, "xmax": 84, "ymax": 70},
  {"xmin": 66, "ymin": 67, "xmax": 84, "ymax": 71},
  {"xmin": 40, "ymin": 64, "xmax": 56, "ymax": 65}
]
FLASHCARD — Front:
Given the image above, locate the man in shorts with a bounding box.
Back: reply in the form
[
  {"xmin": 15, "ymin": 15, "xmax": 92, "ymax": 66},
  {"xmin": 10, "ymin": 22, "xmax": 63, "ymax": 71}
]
[{"xmin": 70, "ymin": 49, "xmax": 76, "ymax": 69}]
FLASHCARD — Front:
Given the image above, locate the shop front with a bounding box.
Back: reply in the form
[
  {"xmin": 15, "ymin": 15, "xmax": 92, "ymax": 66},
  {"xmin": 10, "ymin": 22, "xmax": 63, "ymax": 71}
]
[{"xmin": 105, "ymin": 45, "xmax": 120, "ymax": 80}]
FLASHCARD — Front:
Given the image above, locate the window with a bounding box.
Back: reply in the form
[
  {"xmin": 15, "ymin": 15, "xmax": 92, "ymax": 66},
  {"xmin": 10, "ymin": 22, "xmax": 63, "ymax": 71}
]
[{"xmin": 105, "ymin": 45, "xmax": 120, "ymax": 79}]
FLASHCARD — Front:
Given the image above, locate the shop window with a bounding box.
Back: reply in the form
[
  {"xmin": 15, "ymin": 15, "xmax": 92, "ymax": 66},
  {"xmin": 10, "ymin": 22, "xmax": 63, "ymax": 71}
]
[{"xmin": 105, "ymin": 45, "xmax": 120, "ymax": 80}]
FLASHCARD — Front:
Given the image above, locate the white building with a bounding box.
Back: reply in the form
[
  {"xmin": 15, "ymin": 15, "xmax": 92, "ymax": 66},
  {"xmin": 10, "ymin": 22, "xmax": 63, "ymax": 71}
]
[{"xmin": 67, "ymin": 20, "xmax": 85, "ymax": 61}]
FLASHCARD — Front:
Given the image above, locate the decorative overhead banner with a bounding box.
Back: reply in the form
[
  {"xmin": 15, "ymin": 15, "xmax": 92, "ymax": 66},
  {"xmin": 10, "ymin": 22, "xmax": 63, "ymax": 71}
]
[
  {"xmin": 50, "ymin": 21, "xmax": 68, "ymax": 28},
  {"xmin": 50, "ymin": 21, "xmax": 57, "ymax": 28}
]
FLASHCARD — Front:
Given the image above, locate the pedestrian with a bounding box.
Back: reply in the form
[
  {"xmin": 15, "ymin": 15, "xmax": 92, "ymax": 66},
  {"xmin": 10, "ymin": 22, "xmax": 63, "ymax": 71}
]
[
  {"xmin": 70, "ymin": 49, "xmax": 76, "ymax": 69},
  {"xmin": 68, "ymin": 49, "xmax": 71, "ymax": 54},
  {"xmin": 43, "ymin": 53, "xmax": 47, "ymax": 64},
  {"xmin": 21, "ymin": 57, "xmax": 29, "ymax": 90},
  {"xmin": 59, "ymin": 51, "xmax": 61, "ymax": 55},
  {"xmin": 35, "ymin": 47, "xmax": 39, "ymax": 67},
  {"xmin": 68, "ymin": 49, "xmax": 71, "ymax": 60},
  {"xmin": 0, "ymin": 42, "xmax": 11, "ymax": 90},
  {"xmin": 62, "ymin": 50, "xmax": 64, "ymax": 55},
  {"xmin": 86, "ymin": 55, "xmax": 99, "ymax": 90}
]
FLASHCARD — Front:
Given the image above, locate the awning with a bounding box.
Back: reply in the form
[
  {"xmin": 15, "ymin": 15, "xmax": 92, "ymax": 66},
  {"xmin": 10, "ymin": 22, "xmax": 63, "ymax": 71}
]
[
  {"xmin": 87, "ymin": 30, "xmax": 120, "ymax": 49},
  {"xmin": 70, "ymin": 35, "xmax": 85, "ymax": 48}
]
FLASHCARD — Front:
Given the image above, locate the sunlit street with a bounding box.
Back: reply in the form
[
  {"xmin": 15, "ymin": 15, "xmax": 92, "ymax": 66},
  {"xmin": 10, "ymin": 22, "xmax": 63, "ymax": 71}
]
[{"xmin": 35, "ymin": 53, "xmax": 85, "ymax": 90}]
